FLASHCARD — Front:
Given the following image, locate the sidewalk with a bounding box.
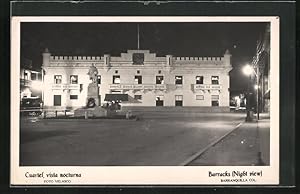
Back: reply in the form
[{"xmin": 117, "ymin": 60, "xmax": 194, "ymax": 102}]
[{"xmin": 188, "ymin": 113, "xmax": 270, "ymax": 166}]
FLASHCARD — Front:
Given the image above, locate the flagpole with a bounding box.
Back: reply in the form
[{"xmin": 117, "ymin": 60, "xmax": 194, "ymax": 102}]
[{"xmin": 137, "ymin": 23, "xmax": 140, "ymax": 50}]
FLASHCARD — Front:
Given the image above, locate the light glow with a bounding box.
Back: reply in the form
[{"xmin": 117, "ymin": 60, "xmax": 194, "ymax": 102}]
[
  {"xmin": 31, "ymin": 81, "xmax": 44, "ymax": 91},
  {"xmin": 243, "ymin": 64, "xmax": 254, "ymax": 76}
]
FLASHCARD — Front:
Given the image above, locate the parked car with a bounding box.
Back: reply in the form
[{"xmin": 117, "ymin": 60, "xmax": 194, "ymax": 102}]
[{"xmin": 20, "ymin": 97, "xmax": 43, "ymax": 116}]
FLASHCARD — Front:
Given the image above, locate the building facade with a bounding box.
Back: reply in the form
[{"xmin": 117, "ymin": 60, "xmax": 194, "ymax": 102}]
[
  {"xmin": 42, "ymin": 49, "xmax": 232, "ymax": 111},
  {"xmin": 20, "ymin": 63, "xmax": 42, "ymax": 99},
  {"xmin": 260, "ymin": 24, "xmax": 270, "ymax": 113},
  {"xmin": 253, "ymin": 23, "xmax": 270, "ymax": 113}
]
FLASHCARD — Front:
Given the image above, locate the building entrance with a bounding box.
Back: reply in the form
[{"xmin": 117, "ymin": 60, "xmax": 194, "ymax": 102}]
[
  {"xmin": 53, "ymin": 95, "xmax": 61, "ymax": 106},
  {"xmin": 156, "ymin": 95, "xmax": 164, "ymax": 106}
]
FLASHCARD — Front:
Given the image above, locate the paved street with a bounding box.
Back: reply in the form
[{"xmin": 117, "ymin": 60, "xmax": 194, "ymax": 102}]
[
  {"xmin": 188, "ymin": 114, "xmax": 270, "ymax": 166},
  {"xmin": 20, "ymin": 112, "xmax": 252, "ymax": 166}
]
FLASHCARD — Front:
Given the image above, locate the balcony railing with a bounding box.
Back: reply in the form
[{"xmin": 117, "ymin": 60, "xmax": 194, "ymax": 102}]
[
  {"xmin": 109, "ymin": 84, "xmax": 167, "ymax": 90},
  {"xmin": 20, "ymin": 79, "xmax": 31, "ymax": 87},
  {"xmin": 51, "ymin": 84, "xmax": 80, "ymax": 90},
  {"xmin": 192, "ymin": 84, "xmax": 222, "ymax": 91}
]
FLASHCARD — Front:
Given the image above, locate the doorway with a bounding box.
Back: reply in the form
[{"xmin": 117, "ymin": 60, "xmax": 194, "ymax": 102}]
[{"xmin": 53, "ymin": 95, "xmax": 61, "ymax": 106}]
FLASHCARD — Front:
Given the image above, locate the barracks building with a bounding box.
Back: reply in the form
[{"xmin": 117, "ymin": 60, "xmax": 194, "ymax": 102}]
[{"xmin": 42, "ymin": 49, "xmax": 232, "ymax": 112}]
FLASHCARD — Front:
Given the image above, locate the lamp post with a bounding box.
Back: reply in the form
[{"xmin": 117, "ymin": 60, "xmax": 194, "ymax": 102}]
[
  {"xmin": 243, "ymin": 64, "xmax": 253, "ymax": 121},
  {"xmin": 243, "ymin": 64, "xmax": 260, "ymax": 121},
  {"xmin": 252, "ymin": 65, "xmax": 260, "ymax": 121}
]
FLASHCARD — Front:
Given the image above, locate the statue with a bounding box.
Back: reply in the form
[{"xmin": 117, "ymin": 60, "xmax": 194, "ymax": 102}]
[
  {"xmin": 86, "ymin": 63, "xmax": 100, "ymax": 107},
  {"xmin": 87, "ymin": 64, "xmax": 98, "ymax": 83}
]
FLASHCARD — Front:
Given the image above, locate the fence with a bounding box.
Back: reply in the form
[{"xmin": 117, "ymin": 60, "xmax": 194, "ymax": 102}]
[{"xmin": 20, "ymin": 108, "xmax": 74, "ymax": 118}]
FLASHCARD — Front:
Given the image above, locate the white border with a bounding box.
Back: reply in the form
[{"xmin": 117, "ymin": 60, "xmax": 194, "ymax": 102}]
[{"xmin": 11, "ymin": 16, "xmax": 279, "ymax": 186}]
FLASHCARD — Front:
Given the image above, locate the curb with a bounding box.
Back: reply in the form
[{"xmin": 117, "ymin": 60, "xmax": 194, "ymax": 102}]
[{"xmin": 179, "ymin": 121, "xmax": 244, "ymax": 166}]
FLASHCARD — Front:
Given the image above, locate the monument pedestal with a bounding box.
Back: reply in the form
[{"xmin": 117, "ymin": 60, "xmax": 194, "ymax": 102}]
[
  {"xmin": 87, "ymin": 83, "xmax": 100, "ymax": 106},
  {"xmin": 74, "ymin": 83, "xmax": 107, "ymax": 117},
  {"xmin": 74, "ymin": 106, "xmax": 107, "ymax": 118}
]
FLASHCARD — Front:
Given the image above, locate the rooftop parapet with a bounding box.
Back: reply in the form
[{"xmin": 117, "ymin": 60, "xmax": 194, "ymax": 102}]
[
  {"xmin": 175, "ymin": 56, "xmax": 223, "ymax": 61},
  {"xmin": 43, "ymin": 49, "xmax": 231, "ymax": 67},
  {"xmin": 49, "ymin": 55, "xmax": 103, "ymax": 61}
]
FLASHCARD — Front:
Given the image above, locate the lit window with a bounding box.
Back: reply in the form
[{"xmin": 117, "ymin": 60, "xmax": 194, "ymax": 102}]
[
  {"xmin": 212, "ymin": 95, "xmax": 219, "ymax": 106},
  {"xmin": 54, "ymin": 75, "xmax": 62, "ymax": 84},
  {"xmin": 113, "ymin": 75, "xmax": 120, "ymax": 84},
  {"xmin": 24, "ymin": 72, "xmax": 28, "ymax": 80},
  {"xmin": 196, "ymin": 95, "xmax": 204, "ymax": 100},
  {"xmin": 134, "ymin": 95, "xmax": 142, "ymax": 100},
  {"xmin": 175, "ymin": 95, "xmax": 183, "ymax": 106},
  {"xmin": 156, "ymin": 76, "xmax": 164, "ymax": 84},
  {"xmin": 196, "ymin": 76, "xmax": 204, "ymax": 84},
  {"xmin": 97, "ymin": 75, "xmax": 101, "ymax": 84},
  {"xmin": 70, "ymin": 75, "xmax": 78, "ymax": 84},
  {"xmin": 134, "ymin": 75, "xmax": 142, "ymax": 84},
  {"xmin": 175, "ymin": 76, "xmax": 183, "ymax": 85},
  {"xmin": 211, "ymin": 76, "xmax": 219, "ymax": 85},
  {"xmin": 111, "ymin": 90, "xmax": 121, "ymax": 94},
  {"xmin": 70, "ymin": 95, "xmax": 78, "ymax": 100}
]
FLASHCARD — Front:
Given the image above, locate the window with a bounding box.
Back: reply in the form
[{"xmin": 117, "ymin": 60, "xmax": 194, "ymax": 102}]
[
  {"xmin": 196, "ymin": 76, "xmax": 204, "ymax": 84},
  {"xmin": 31, "ymin": 73, "xmax": 37, "ymax": 81},
  {"xmin": 156, "ymin": 95, "xmax": 164, "ymax": 106},
  {"xmin": 211, "ymin": 76, "xmax": 219, "ymax": 85},
  {"xmin": 115, "ymin": 70, "xmax": 118, "ymax": 74},
  {"xmin": 134, "ymin": 75, "xmax": 142, "ymax": 84},
  {"xmin": 137, "ymin": 70, "xmax": 140, "ymax": 74},
  {"xmin": 97, "ymin": 75, "xmax": 101, "ymax": 84},
  {"xmin": 113, "ymin": 75, "xmax": 120, "ymax": 84},
  {"xmin": 70, "ymin": 75, "xmax": 78, "ymax": 84},
  {"xmin": 53, "ymin": 95, "xmax": 61, "ymax": 106},
  {"xmin": 156, "ymin": 76, "xmax": 164, "ymax": 84},
  {"xmin": 212, "ymin": 95, "xmax": 219, "ymax": 106},
  {"xmin": 38, "ymin": 73, "xmax": 42, "ymax": 81},
  {"xmin": 80, "ymin": 84, "xmax": 83, "ymax": 92},
  {"xmin": 175, "ymin": 76, "xmax": 183, "ymax": 85},
  {"xmin": 111, "ymin": 90, "xmax": 122, "ymax": 94},
  {"xmin": 158, "ymin": 70, "xmax": 162, "ymax": 74},
  {"xmin": 196, "ymin": 95, "xmax": 204, "ymax": 100},
  {"xmin": 134, "ymin": 95, "xmax": 142, "ymax": 100},
  {"xmin": 54, "ymin": 75, "xmax": 62, "ymax": 84},
  {"xmin": 175, "ymin": 95, "xmax": 183, "ymax": 106},
  {"xmin": 70, "ymin": 95, "xmax": 78, "ymax": 100},
  {"xmin": 24, "ymin": 72, "xmax": 29, "ymax": 80}
]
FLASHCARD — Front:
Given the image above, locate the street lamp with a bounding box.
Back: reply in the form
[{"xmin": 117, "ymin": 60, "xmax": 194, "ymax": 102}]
[
  {"xmin": 242, "ymin": 64, "xmax": 260, "ymax": 121},
  {"xmin": 31, "ymin": 80, "xmax": 43, "ymax": 91},
  {"xmin": 243, "ymin": 64, "xmax": 254, "ymax": 76},
  {"xmin": 243, "ymin": 64, "xmax": 254, "ymax": 121}
]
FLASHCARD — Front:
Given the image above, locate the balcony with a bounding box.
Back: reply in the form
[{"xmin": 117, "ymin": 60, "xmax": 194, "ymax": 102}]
[
  {"xmin": 109, "ymin": 84, "xmax": 167, "ymax": 91},
  {"xmin": 20, "ymin": 79, "xmax": 31, "ymax": 87},
  {"xmin": 192, "ymin": 84, "xmax": 222, "ymax": 92},
  {"xmin": 51, "ymin": 84, "xmax": 80, "ymax": 90}
]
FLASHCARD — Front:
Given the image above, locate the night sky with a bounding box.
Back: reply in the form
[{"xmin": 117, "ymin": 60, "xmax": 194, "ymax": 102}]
[{"xmin": 21, "ymin": 22, "xmax": 268, "ymax": 91}]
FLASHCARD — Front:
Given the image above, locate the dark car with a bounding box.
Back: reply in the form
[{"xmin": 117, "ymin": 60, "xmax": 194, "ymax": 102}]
[{"xmin": 20, "ymin": 97, "xmax": 43, "ymax": 116}]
